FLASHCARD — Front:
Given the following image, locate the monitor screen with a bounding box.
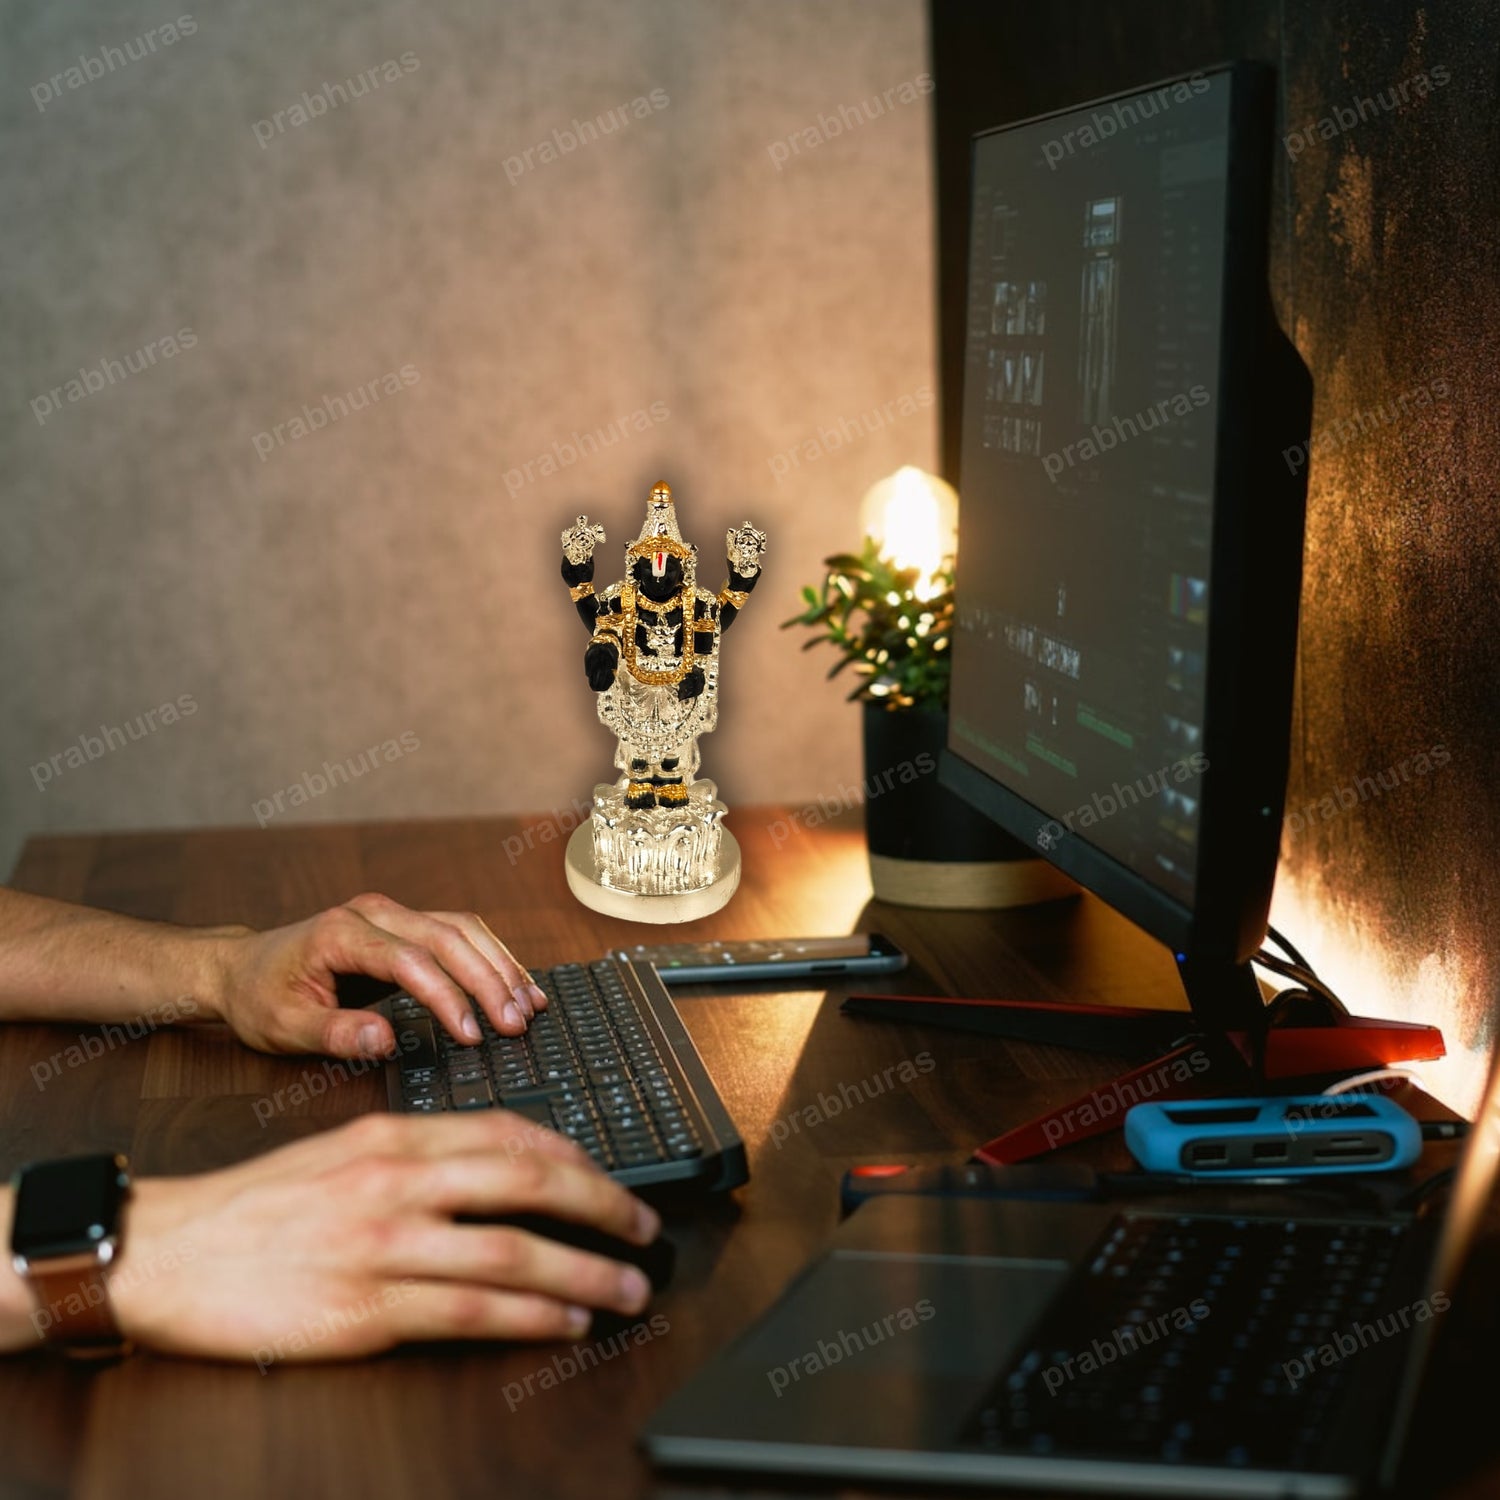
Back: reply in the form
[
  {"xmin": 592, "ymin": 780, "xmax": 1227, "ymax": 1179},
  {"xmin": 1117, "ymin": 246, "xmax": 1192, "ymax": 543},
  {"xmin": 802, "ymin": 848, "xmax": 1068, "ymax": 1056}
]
[{"xmin": 948, "ymin": 71, "xmax": 1234, "ymax": 912}]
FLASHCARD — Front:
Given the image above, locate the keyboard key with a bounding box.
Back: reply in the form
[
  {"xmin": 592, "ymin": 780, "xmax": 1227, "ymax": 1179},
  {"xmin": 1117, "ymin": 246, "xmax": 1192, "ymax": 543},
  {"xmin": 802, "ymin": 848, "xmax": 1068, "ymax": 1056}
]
[
  {"xmin": 450, "ymin": 1079, "xmax": 494, "ymax": 1110},
  {"xmin": 504, "ymin": 1097, "xmax": 556, "ymax": 1130},
  {"xmin": 395, "ymin": 1017, "xmax": 439, "ymax": 1074},
  {"xmin": 498, "ymin": 1085, "xmax": 563, "ymax": 1108}
]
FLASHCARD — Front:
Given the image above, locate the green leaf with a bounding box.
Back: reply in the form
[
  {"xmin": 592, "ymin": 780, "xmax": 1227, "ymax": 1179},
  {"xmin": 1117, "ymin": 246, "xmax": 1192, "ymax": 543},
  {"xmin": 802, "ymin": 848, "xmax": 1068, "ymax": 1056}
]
[{"xmin": 784, "ymin": 540, "xmax": 952, "ymax": 710}]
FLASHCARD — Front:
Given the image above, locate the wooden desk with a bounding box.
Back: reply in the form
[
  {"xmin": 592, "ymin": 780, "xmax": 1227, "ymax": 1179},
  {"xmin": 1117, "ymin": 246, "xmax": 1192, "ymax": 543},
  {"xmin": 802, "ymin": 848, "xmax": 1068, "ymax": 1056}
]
[{"xmin": 0, "ymin": 811, "xmax": 1470, "ymax": 1499}]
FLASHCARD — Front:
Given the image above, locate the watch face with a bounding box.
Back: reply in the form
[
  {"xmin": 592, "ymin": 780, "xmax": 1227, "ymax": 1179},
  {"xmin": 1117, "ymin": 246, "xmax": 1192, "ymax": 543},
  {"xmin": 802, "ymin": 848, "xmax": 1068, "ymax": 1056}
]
[{"xmin": 11, "ymin": 1154, "xmax": 130, "ymax": 1261}]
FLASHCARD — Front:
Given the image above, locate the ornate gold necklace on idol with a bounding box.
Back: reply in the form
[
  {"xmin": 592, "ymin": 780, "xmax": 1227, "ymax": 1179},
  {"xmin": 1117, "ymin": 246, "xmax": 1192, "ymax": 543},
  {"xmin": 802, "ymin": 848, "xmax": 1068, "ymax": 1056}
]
[{"xmin": 620, "ymin": 582, "xmax": 695, "ymax": 687}]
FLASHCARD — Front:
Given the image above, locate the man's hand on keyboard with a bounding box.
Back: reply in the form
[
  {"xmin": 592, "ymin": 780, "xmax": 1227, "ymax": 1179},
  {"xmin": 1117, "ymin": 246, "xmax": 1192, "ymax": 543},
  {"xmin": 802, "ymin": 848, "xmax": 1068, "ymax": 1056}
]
[
  {"xmin": 214, "ymin": 892, "xmax": 550, "ymax": 1059},
  {"xmin": 0, "ymin": 885, "xmax": 544, "ymax": 1061},
  {"xmin": 0, "ymin": 1112, "xmax": 660, "ymax": 1360}
]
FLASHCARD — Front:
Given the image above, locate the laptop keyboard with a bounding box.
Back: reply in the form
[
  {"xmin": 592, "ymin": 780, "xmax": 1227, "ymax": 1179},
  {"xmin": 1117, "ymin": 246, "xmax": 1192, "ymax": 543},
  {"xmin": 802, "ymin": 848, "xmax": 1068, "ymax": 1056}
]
[
  {"xmin": 383, "ymin": 957, "xmax": 746, "ymax": 1189},
  {"xmin": 963, "ymin": 1213, "xmax": 1409, "ymax": 1472}
]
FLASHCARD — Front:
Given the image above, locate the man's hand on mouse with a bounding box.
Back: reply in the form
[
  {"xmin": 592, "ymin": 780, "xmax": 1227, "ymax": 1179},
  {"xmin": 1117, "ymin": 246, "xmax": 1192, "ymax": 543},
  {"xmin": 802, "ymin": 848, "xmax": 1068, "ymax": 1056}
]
[
  {"xmin": 207, "ymin": 892, "xmax": 550, "ymax": 1060},
  {"xmin": 0, "ymin": 1112, "xmax": 660, "ymax": 1361}
]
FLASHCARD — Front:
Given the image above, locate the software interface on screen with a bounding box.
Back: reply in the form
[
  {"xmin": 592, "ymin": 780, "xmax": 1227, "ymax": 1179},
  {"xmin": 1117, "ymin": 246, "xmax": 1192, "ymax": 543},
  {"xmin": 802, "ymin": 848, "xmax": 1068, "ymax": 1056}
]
[{"xmin": 950, "ymin": 73, "xmax": 1232, "ymax": 907}]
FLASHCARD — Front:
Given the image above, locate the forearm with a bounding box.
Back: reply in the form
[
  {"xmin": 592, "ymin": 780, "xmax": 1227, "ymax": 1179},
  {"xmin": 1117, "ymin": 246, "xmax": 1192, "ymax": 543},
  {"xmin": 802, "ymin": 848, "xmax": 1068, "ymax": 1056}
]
[
  {"xmin": 0, "ymin": 889, "xmax": 241, "ymax": 1026},
  {"xmin": 561, "ymin": 537, "xmax": 601, "ymax": 631},
  {"xmin": 716, "ymin": 564, "xmax": 760, "ymax": 631}
]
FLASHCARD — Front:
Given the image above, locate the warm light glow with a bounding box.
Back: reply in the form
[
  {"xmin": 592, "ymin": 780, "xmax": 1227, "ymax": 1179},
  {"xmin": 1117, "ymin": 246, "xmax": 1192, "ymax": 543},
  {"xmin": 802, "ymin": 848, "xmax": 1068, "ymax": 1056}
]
[
  {"xmin": 858, "ymin": 466, "xmax": 959, "ymax": 602},
  {"xmin": 1272, "ymin": 868, "xmax": 1490, "ymax": 1119}
]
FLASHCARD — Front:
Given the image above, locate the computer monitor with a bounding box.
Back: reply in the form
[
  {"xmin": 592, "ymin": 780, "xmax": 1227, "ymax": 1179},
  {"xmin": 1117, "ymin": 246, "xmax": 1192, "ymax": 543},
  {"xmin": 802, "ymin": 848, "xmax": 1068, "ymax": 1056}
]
[{"xmin": 941, "ymin": 62, "xmax": 1314, "ymax": 1033}]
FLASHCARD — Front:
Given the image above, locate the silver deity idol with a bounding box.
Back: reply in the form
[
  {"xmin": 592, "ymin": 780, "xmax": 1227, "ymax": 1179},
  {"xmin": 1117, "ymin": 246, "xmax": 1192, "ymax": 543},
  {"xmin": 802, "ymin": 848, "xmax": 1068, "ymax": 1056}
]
[{"xmin": 559, "ymin": 482, "xmax": 766, "ymax": 922}]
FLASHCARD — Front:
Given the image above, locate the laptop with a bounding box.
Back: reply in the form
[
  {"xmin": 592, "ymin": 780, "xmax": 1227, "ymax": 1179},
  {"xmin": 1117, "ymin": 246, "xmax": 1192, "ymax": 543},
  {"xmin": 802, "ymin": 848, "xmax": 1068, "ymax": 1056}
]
[{"xmin": 642, "ymin": 1049, "xmax": 1500, "ymax": 1495}]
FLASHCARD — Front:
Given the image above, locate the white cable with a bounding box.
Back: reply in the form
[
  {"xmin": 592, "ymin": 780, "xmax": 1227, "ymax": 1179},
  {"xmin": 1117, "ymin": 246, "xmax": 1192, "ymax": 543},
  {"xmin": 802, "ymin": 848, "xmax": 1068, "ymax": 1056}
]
[{"xmin": 1321, "ymin": 1068, "xmax": 1415, "ymax": 1096}]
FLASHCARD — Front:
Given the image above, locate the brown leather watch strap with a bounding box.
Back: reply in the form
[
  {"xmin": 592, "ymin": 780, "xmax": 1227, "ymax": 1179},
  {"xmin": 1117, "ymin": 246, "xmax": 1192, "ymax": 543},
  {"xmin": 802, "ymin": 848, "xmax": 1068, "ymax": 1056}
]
[{"xmin": 25, "ymin": 1251, "xmax": 131, "ymax": 1359}]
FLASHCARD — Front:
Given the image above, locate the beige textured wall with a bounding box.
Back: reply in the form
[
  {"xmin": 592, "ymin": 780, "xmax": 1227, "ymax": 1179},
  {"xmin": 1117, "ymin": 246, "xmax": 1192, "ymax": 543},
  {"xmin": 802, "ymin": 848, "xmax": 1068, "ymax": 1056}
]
[{"xmin": 0, "ymin": 0, "xmax": 937, "ymax": 877}]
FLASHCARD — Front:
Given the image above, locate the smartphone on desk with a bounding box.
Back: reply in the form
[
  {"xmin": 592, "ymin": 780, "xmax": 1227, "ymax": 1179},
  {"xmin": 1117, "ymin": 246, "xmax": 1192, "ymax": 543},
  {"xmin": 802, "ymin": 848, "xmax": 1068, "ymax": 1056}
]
[{"xmin": 622, "ymin": 934, "xmax": 908, "ymax": 985}]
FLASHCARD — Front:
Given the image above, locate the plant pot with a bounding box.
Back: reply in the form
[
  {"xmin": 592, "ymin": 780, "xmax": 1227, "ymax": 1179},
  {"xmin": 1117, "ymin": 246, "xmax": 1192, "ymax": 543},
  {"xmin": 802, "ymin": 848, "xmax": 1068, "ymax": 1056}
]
[{"xmin": 861, "ymin": 702, "xmax": 1078, "ymax": 909}]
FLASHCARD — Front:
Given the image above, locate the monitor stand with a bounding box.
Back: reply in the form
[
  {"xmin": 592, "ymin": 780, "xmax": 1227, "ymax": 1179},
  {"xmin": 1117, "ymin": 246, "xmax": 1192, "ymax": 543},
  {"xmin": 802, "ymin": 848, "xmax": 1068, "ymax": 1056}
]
[{"xmin": 841, "ymin": 955, "xmax": 1446, "ymax": 1164}]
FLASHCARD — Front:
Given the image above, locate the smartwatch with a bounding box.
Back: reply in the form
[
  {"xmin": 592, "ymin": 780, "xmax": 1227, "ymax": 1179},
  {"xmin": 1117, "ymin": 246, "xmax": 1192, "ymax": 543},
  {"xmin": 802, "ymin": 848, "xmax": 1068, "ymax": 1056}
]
[{"xmin": 9, "ymin": 1153, "xmax": 133, "ymax": 1359}]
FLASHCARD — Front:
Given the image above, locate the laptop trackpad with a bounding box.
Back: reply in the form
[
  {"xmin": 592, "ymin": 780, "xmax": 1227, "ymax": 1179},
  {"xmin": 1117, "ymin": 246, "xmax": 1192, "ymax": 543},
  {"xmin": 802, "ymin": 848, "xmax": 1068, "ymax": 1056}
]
[{"xmin": 717, "ymin": 1251, "xmax": 1069, "ymax": 1447}]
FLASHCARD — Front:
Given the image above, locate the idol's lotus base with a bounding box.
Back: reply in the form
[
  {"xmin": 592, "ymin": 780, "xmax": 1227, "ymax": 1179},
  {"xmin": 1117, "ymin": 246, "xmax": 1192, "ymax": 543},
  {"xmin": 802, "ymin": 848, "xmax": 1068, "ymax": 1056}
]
[{"xmin": 565, "ymin": 821, "xmax": 741, "ymax": 925}]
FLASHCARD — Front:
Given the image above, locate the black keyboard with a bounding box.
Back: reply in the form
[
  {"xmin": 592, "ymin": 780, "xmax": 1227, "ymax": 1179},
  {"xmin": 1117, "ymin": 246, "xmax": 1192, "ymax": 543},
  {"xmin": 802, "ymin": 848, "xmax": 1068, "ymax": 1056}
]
[
  {"xmin": 380, "ymin": 956, "xmax": 748, "ymax": 1191},
  {"xmin": 963, "ymin": 1213, "xmax": 1411, "ymax": 1472}
]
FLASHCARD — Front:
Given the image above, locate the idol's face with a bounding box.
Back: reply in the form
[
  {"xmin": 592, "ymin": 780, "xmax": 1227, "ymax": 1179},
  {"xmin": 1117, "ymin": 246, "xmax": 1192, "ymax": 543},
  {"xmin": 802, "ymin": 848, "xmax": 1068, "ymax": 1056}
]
[{"xmin": 631, "ymin": 551, "xmax": 685, "ymax": 602}]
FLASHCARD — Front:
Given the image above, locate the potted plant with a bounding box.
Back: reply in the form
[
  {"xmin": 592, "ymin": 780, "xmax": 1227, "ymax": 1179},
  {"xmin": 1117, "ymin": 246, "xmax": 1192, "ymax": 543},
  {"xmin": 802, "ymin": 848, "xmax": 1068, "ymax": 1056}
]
[{"xmin": 783, "ymin": 468, "xmax": 1076, "ymax": 909}]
